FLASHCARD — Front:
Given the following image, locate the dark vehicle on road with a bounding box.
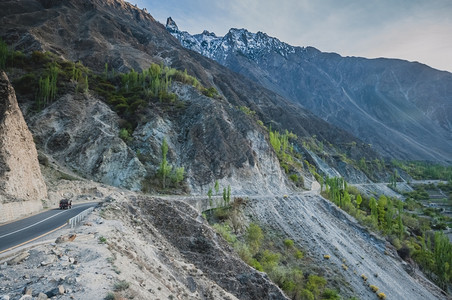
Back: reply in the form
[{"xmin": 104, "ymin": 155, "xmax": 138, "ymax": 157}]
[{"xmin": 59, "ymin": 199, "xmax": 72, "ymax": 209}]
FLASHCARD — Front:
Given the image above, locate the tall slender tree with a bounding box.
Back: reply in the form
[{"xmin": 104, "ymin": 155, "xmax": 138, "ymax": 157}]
[
  {"xmin": 214, "ymin": 180, "xmax": 220, "ymax": 195},
  {"xmin": 158, "ymin": 137, "xmax": 172, "ymax": 188},
  {"xmin": 377, "ymin": 195, "xmax": 387, "ymax": 230}
]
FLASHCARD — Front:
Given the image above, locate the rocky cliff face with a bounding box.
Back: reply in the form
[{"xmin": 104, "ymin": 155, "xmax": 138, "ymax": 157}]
[
  {"xmin": 0, "ymin": 71, "xmax": 47, "ymax": 222},
  {"xmin": 167, "ymin": 20, "xmax": 452, "ymax": 163},
  {"xmin": 26, "ymin": 83, "xmax": 288, "ymax": 195},
  {"xmin": 28, "ymin": 93, "xmax": 147, "ymax": 191}
]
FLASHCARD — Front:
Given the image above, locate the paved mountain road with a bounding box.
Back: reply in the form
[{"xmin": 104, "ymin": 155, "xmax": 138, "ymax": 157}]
[{"xmin": 0, "ymin": 202, "xmax": 98, "ymax": 254}]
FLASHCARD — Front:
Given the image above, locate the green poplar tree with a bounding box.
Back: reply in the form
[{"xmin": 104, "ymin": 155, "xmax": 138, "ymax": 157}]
[
  {"xmin": 104, "ymin": 62, "xmax": 108, "ymax": 79},
  {"xmin": 397, "ymin": 200, "xmax": 404, "ymax": 238},
  {"xmin": 83, "ymin": 75, "xmax": 89, "ymax": 93},
  {"xmin": 343, "ymin": 190, "xmax": 351, "ymax": 208},
  {"xmin": 433, "ymin": 232, "xmax": 452, "ymax": 289},
  {"xmin": 207, "ymin": 188, "xmax": 213, "ymax": 207},
  {"xmin": 377, "ymin": 195, "xmax": 387, "ymax": 230},
  {"xmin": 214, "ymin": 180, "xmax": 220, "ymax": 195},
  {"xmin": 158, "ymin": 137, "xmax": 172, "ymax": 188},
  {"xmin": 369, "ymin": 197, "xmax": 378, "ymax": 224},
  {"xmin": 385, "ymin": 198, "xmax": 394, "ymax": 233},
  {"xmin": 356, "ymin": 194, "xmax": 362, "ymax": 209},
  {"xmin": 222, "ymin": 188, "xmax": 227, "ymax": 206}
]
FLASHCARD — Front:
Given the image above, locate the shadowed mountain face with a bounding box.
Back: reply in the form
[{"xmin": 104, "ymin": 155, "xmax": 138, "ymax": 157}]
[
  {"xmin": 167, "ymin": 19, "xmax": 452, "ymax": 163},
  {"xmin": 0, "ymin": 0, "xmax": 380, "ymax": 164}
]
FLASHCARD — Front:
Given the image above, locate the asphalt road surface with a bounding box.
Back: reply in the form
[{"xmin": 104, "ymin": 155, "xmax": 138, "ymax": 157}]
[{"xmin": 0, "ymin": 202, "xmax": 98, "ymax": 254}]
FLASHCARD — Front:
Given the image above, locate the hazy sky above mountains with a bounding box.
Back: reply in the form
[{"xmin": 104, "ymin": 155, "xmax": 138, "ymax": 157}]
[{"xmin": 134, "ymin": 0, "xmax": 452, "ymax": 72}]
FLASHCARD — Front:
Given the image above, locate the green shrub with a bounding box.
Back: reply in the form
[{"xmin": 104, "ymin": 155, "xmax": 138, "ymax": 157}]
[
  {"xmin": 113, "ymin": 280, "xmax": 130, "ymax": 291},
  {"xmin": 119, "ymin": 128, "xmax": 131, "ymax": 142},
  {"xmin": 235, "ymin": 242, "xmax": 252, "ymax": 263},
  {"xmin": 281, "ymin": 280, "xmax": 296, "ymax": 293},
  {"xmin": 246, "ymin": 223, "xmax": 264, "ymax": 254},
  {"xmin": 98, "ymin": 236, "xmax": 107, "ymax": 244},
  {"xmin": 213, "ymin": 207, "xmax": 230, "ymax": 220},
  {"xmin": 13, "ymin": 73, "xmax": 38, "ymax": 95},
  {"xmin": 306, "ymin": 275, "xmax": 327, "ymax": 298},
  {"xmin": 299, "ymin": 289, "xmax": 314, "ymax": 300},
  {"xmin": 212, "ymin": 223, "xmax": 237, "ymax": 244},
  {"xmin": 250, "ymin": 258, "xmax": 263, "ymax": 271},
  {"xmin": 104, "ymin": 292, "xmax": 116, "ymax": 300},
  {"xmin": 238, "ymin": 105, "xmax": 256, "ymax": 116},
  {"xmin": 170, "ymin": 166, "xmax": 185, "ymax": 184},
  {"xmin": 294, "ymin": 249, "xmax": 304, "ymax": 259},
  {"xmin": 280, "ymin": 163, "xmax": 289, "ymax": 174},
  {"xmin": 0, "ymin": 39, "xmax": 10, "ymax": 69},
  {"xmin": 260, "ymin": 250, "xmax": 280, "ymax": 272},
  {"xmin": 203, "ymin": 87, "xmax": 219, "ymax": 98},
  {"xmin": 322, "ymin": 289, "xmax": 341, "ymax": 299},
  {"xmin": 284, "ymin": 239, "xmax": 294, "ymax": 248},
  {"xmin": 289, "ymin": 174, "xmax": 298, "ymax": 183}
]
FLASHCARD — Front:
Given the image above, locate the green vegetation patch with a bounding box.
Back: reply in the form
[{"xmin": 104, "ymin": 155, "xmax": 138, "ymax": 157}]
[
  {"xmin": 207, "ymin": 199, "xmax": 348, "ymax": 299},
  {"xmin": 322, "ymin": 177, "xmax": 452, "ymax": 290}
]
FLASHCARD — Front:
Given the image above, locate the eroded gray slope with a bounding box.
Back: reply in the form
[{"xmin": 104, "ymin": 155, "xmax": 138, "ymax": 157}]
[{"xmin": 246, "ymin": 194, "xmax": 445, "ymax": 299}]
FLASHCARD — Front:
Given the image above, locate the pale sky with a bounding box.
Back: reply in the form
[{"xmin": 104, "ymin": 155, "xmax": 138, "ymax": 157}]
[{"xmin": 133, "ymin": 0, "xmax": 452, "ymax": 72}]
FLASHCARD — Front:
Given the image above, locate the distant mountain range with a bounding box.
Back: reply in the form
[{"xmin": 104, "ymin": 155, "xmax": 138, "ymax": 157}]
[{"xmin": 167, "ymin": 17, "xmax": 452, "ymax": 163}]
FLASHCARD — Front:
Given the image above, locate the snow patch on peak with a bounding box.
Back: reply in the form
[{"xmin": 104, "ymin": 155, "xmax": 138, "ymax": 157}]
[
  {"xmin": 201, "ymin": 30, "xmax": 217, "ymax": 37},
  {"xmin": 166, "ymin": 18, "xmax": 302, "ymax": 63}
]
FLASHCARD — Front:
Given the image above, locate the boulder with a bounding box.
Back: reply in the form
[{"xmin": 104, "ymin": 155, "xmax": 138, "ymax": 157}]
[
  {"xmin": 45, "ymin": 285, "xmax": 64, "ymax": 298},
  {"xmin": 37, "ymin": 293, "xmax": 48, "ymax": 300},
  {"xmin": 6, "ymin": 251, "xmax": 29, "ymax": 265}
]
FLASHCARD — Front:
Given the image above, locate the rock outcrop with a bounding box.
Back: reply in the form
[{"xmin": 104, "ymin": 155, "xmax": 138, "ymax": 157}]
[
  {"xmin": 0, "ymin": 71, "xmax": 47, "ymax": 223},
  {"xmin": 28, "ymin": 84, "xmax": 287, "ymax": 195},
  {"xmin": 29, "ymin": 93, "xmax": 146, "ymax": 191},
  {"xmin": 132, "ymin": 84, "xmax": 289, "ymax": 195}
]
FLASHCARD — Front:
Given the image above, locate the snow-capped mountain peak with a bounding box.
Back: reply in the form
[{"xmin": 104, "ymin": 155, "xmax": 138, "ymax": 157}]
[
  {"xmin": 166, "ymin": 18, "xmax": 301, "ymax": 63},
  {"xmin": 166, "ymin": 17, "xmax": 179, "ymax": 32}
]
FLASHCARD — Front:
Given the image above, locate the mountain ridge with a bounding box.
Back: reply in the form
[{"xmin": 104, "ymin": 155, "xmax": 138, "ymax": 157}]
[
  {"xmin": 0, "ymin": 0, "xmax": 386, "ymax": 186},
  {"xmin": 167, "ymin": 18, "xmax": 452, "ymax": 164}
]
